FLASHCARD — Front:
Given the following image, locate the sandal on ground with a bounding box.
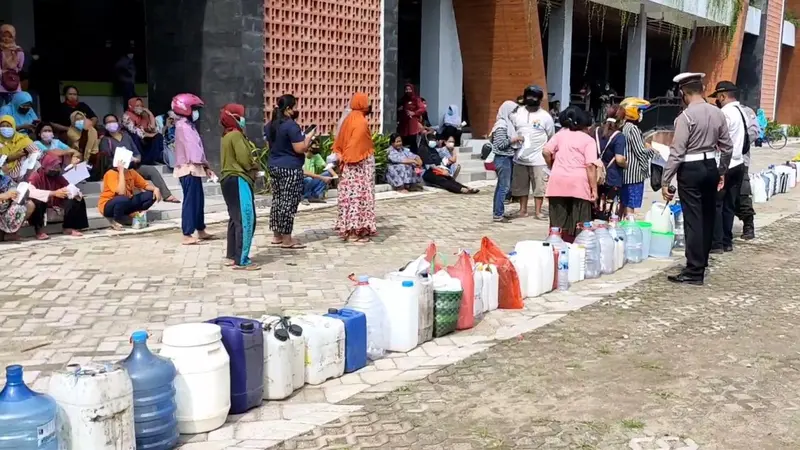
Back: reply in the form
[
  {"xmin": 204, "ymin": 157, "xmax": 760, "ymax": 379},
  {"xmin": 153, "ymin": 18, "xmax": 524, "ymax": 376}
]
[
  {"xmin": 165, "ymin": 196, "xmax": 181, "ymax": 203},
  {"xmin": 224, "ymin": 259, "xmax": 236, "ymax": 267},
  {"xmin": 63, "ymin": 229, "xmax": 83, "ymax": 237},
  {"xmin": 36, "ymin": 232, "xmax": 50, "ymax": 241},
  {"xmin": 182, "ymin": 238, "xmax": 207, "ymax": 246},
  {"xmin": 353, "ymin": 236, "xmax": 372, "ymax": 244},
  {"xmin": 198, "ymin": 233, "xmax": 218, "ymax": 241},
  {"xmin": 280, "ymin": 242, "xmax": 307, "ymax": 249},
  {"xmin": 232, "ymin": 263, "xmax": 261, "ymax": 271}
]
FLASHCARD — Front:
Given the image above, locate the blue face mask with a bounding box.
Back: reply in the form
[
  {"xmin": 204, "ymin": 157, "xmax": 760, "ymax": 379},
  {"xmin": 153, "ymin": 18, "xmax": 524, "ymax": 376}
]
[
  {"xmin": 238, "ymin": 117, "xmax": 246, "ymax": 129},
  {"xmin": 0, "ymin": 127, "xmax": 13, "ymax": 138},
  {"xmin": 428, "ymin": 140, "xmax": 436, "ymax": 148},
  {"xmin": 74, "ymin": 120, "xmax": 85, "ymax": 131},
  {"xmin": 192, "ymin": 110, "xmax": 200, "ymax": 122}
]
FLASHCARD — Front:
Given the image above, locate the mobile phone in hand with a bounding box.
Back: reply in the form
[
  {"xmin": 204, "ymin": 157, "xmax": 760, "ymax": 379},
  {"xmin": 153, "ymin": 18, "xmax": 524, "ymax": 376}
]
[{"xmin": 304, "ymin": 125, "xmax": 317, "ymax": 136}]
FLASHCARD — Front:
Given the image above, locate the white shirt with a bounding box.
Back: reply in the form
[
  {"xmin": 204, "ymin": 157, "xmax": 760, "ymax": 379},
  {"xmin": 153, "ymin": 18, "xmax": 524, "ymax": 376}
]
[
  {"xmin": 511, "ymin": 108, "xmax": 555, "ymax": 166},
  {"xmin": 719, "ymin": 101, "xmax": 747, "ymax": 169}
]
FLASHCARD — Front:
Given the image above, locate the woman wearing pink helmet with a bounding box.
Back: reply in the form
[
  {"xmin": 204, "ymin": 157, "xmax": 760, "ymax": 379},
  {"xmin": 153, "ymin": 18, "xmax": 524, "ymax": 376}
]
[{"xmin": 172, "ymin": 93, "xmax": 216, "ymax": 245}]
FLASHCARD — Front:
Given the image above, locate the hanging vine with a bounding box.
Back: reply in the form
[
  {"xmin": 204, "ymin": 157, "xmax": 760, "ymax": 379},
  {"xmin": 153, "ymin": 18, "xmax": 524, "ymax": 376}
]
[
  {"xmin": 619, "ymin": 9, "xmax": 631, "ymax": 49},
  {"xmin": 583, "ymin": 0, "xmax": 595, "ymax": 76}
]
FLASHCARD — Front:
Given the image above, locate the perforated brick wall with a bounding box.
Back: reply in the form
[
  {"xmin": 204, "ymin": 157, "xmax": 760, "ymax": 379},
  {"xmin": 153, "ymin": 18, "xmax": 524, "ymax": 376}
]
[{"xmin": 264, "ymin": 0, "xmax": 383, "ymax": 135}]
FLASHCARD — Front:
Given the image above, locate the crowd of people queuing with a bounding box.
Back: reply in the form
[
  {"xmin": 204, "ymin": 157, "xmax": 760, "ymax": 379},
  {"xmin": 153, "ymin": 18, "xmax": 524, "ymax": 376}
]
[{"xmin": 487, "ymin": 75, "xmax": 760, "ymax": 284}]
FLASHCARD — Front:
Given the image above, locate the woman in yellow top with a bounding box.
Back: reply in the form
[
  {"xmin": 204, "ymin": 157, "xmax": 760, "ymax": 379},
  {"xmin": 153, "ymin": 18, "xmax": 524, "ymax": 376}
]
[
  {"xmin": 0, "ymin": 115, "xmax": 38, "ymax": 181},
  {"xmin": 65, "ymin": 110, "xmax": 102, "ymax": 180},
  {"xmin": 219, "ymin": 103, "xmax": 259, "ymax": 270}
]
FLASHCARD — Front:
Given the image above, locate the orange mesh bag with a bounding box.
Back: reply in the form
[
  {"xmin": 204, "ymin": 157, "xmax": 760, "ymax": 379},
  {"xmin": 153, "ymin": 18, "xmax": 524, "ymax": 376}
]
[
  {"xmin": 474, "ymin": 237, "xmax": 524, "ymax": 309},
  {"xmin": 447, "ymin": 251, "xmax": 475, "ymax": 330}
]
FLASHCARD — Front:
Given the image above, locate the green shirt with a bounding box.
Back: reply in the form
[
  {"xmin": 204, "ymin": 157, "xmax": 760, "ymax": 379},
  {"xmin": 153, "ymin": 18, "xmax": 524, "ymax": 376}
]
[
  {"xmin": 220, "ymin": 131, "xmax": 256, "ymax": 187},
  {"xmin": 304, "ymin": 153, "xmax": 326, "ymax": 175}
]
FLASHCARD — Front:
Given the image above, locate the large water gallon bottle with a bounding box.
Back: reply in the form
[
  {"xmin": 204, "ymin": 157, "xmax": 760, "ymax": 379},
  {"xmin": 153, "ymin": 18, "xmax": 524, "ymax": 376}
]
[
  {"xmin": 557, "ymin": 250, "xmax": 569, "ymax": 291},
  {"xmin": 345, "ymin": 275, "xmax": 389, "ymax": 360},
  {"xmin": 672, "ymin": 203, "xmax": 685, "ymax": 248},
  {"xmin": 594, "ymin": 225, "xmax": 616, "ymax": 274},
  {"xmin": 622, "ymin": 215, "xmax": 643, "ymax": 263},
  {"xmin": 119, "ymin": 331, "xmax": 179, "ymax": 450},
  {"xmin": 574, "ymin": 222, "xmax": 600, "ymax": 279},
  {"xmin": 0, "ymin": 365, "xmax": 59, "ymax": 450}
]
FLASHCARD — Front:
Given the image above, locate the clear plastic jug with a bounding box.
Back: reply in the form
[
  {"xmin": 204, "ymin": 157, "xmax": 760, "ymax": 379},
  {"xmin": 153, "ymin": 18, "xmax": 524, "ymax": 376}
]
[
  {"xmin": 594, "ymin": 225, "xmax": 616, "ymax": 274},
  {"xmin": 345, "ymin": 275, "xmax": 389, "ymax": 360},
  {"xmin": 574, "ymin": 222, "xmax": 600, "ymax": 279},
  {"xmin": 622, "ymin": 215, "xmax": 643, "ymax": 263},
  {"xmin": 545, "ymin": 227, "xmax": 566, "ymax": 250},
  {"xmin": 671, "ymin": 204, "xmax": 685, "ymax": 248}
]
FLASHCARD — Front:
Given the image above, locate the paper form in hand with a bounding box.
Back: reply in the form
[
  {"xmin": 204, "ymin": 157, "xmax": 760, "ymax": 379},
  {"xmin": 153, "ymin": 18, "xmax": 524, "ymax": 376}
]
[
  {"xmin": 0, "ymin": 154, "xmax": 6, "ymax": 168},
  {"xmin": 63, "ymin": 162, "xmax": 91, "ymax": 185},
  {"xmin": 14, "ymin": 182, "xmax": 29, "ymax": 204},
  {"xmin": 113, "ymin": 147, "xmax": 133, "ymax": 169},
  {"xmin": 651, "ymin": 142, "xmax": 670, "ymax": 167}
]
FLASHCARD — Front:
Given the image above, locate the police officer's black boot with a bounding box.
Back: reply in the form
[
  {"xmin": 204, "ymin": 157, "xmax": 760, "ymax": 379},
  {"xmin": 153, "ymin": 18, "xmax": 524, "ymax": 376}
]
[{"xmin": 741, "ymin": 218, "xmax": 755, "ymax": 240}]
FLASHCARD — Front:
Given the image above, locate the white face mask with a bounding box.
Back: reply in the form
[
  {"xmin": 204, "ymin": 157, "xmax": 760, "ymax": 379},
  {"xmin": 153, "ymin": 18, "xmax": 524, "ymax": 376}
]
[
  {"xmin": 74, "ymin": 120, "xmax": 85, "ymax": 131},
  {"xmin": 427, "ymin": 140, "xmax": 436, "ymax": 148},
  {"xmin": 0, "ymin": 127, "xmax": 14, "ymax": 138},
  {"xmin": 40, "ymin": 131, "xmax": 54, "ymax": 142},
  {"xmin": 134, "ymin": 107, "xmax": 144, "ymax": 115},
  {"xmin": 192, "ymin": 110, "xmax": 200, "ymax": 122},
  {"xmin": 106, "ymin": 123, "xmax": 120, "ymax": 133},
  {"xmin": 445, "ymin": 142, "xmax": 455, "ymax": 149}
]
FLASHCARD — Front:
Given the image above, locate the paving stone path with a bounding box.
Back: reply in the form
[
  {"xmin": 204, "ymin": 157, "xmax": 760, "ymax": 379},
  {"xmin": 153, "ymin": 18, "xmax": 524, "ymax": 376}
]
[{"xmin": 279, "ymin": 213, "xmax": 800, "ymax": 450}]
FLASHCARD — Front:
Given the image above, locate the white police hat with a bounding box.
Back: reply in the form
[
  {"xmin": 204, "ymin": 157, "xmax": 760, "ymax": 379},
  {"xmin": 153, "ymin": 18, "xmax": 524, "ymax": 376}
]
[{"xmin": 672, "ymin": 72, "xmax": 705, "ymax": 86}]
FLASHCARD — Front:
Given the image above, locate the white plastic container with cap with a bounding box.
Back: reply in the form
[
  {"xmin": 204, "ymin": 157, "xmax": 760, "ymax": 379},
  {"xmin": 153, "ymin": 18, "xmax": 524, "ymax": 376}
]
[
  {"xmin": 292, "ymin": 315, "xmax": 345, "ymax": 385},
  {"xmin": 47, "ymin": 363, "xmax": 136, "ymax": 450},
  {"xmin": 259, "ymin": 316, "xmax": 295, "ymax": 400},
  {"xmin": 260, "ymin": 315, "xmax": 305, "ymax": 392},
  {"xmin": 369, "ymin": 277, "xmax": 419, "ymax": 352},
  {"xmin": 386, "ymin": 272, "xmax": 434, "ymax": 344},
  {"xmin": 159, "ymin": 323, "xmax": 230, "ymax": 434},
  {"xmin": 347, "ymin": 275, "xmax": 389, "ymax": 360}
]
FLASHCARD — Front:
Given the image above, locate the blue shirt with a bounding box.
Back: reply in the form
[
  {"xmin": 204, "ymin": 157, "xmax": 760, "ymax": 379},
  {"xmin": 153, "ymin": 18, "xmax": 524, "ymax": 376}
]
[
  {"xmin": 35, "ymin": 139, "xmax": 70, "ymax": 152},
  {"xmin": 598, "ymin": 133, "xmax": 626, "ymax": 187},
  {"xmin": 267, "ymin": 119, "xmax": 305, "ymax": 169}
]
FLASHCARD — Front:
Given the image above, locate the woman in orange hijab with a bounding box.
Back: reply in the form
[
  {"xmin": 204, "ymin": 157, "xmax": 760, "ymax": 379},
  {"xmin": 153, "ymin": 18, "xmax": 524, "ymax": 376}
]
[{"xmin": 332, "ymin": 92, "xmax": 376, "ymax": 242}]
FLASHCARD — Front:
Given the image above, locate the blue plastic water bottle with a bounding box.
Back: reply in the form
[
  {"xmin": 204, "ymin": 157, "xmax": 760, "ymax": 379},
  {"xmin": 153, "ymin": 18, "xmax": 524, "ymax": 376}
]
[{"xmin": 0, "ymin": 365, "xmax": 59, "ymax": 450}]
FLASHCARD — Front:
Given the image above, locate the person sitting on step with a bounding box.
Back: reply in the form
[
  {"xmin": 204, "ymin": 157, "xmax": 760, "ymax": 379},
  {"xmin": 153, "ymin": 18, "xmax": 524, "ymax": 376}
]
[
  {"xmin": 97, "ymin": 158, "xmax": 162, "ymax": 230},
  {"xmin": 385, "ymin": 132, "xmax": 423, "ymax": 193},
  {"xmin": 301, "ymin": 138, "xmax": 333, "ymax": 205}
]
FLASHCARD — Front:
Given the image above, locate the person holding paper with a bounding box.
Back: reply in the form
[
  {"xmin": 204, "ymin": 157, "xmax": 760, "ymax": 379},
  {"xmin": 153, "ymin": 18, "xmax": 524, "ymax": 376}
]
[
  {"xmin": 0, "ymin": 114, "xmax": 38, "ymax": 181},
  {"xmin": 28, "ymin": 153, "xmax": 88, "ymax": 236},
  {"xmin": 172, "ymin": 93, "xmax": 215, "ymax": 245},
  {"xmin": 97, "ymin": 158, "xmax": 161, "ymax": 230},
  {"xmin": 34, "ymin": 122, "xmax": 81, "ymax": 166},
  {"xmin": 0, "ymin": 173, "xmax": 33, "ymax": 239},
  {"xmin": 100, "ymin": 113, "xmax": 179, "ymax": 203},
  {"xmin": 510, "ymin": 85, "xmax": 555, "ymax": 220},
  {"xmin": 66, "ymin": 111, "xmax": 100, "ymax": 168}
]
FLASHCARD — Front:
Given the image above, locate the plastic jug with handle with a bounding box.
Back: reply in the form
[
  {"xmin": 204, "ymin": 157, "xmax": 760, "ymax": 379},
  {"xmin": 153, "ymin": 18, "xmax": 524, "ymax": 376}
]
[
  {"xmin": 346, "ymin": 275, "xmax": 388, "ymax": 360},
  {"xmin": 0, "ymin": 365, "xmax": 59, "ymax": 450},
  {"xmin": 645, "ymin": 201, "xmax": 675, "ymax": 233},
  {"xmin": 574, "ymin": 222, "xmax": 600, "ymax": 279},
  {"xmin": 594, "ymin": 225, "xmax": 615, "ymax": 274}
]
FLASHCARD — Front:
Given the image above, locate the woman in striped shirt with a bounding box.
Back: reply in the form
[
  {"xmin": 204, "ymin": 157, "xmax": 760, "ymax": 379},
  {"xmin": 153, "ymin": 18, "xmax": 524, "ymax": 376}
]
[
  {"xmin": 489, "ymin": 101, "xmax": 523, "ymax": 222},
  {"xmin": 619, "ymin": 99, "xmax": 652, "ymax": 215}
]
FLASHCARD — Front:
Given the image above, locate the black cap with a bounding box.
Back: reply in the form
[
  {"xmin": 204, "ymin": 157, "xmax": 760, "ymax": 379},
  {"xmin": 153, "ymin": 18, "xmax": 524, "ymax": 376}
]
[
  {"xmin": 240, "ymin": 322, "xmax": 255, "ymax": 331},
  {"xmin": 524, "ymin": 85, "xmax": 544, "ymax": 98},
  {"xmin": 709, "ymin": 80, "xmax": 738, "ymax": 98}
]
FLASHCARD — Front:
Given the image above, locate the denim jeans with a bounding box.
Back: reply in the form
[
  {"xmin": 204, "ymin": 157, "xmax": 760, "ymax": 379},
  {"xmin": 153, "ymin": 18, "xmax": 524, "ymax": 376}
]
[
  {"xmin": 303, "ymin": 170, "xmax": 331, "ymax": 199},
  {"xmin": 492, "ymin": 155, "xmax": 513, "ymax": 218}
]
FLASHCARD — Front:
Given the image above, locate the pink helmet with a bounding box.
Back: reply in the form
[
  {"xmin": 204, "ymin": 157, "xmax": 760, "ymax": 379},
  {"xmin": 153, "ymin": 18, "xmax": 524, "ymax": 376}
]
[{"xmin": 171, "ymin": 93, "xmax": 204, "ymax": 117}]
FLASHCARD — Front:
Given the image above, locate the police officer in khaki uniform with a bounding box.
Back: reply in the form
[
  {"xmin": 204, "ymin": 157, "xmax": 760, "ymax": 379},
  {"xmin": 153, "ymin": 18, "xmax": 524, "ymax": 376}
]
[{"xmin": 662, "ymin": 73, "xmax": 733, "ymax": 285}]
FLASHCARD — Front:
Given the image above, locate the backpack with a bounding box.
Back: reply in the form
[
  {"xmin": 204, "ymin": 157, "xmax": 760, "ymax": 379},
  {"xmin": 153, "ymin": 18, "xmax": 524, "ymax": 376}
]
[{"xmin": 594, "ymin": 129, "xmax": 620, "ymax": 186}]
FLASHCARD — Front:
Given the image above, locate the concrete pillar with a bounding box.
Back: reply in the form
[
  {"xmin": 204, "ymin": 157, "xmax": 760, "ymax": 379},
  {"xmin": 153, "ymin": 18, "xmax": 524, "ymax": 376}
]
[
  {"xmin": 625, "ymin": 5, "xmax": 647, "ymax": 98},
  {"xmin": 6, "ymin": 0, "xmax": 35, "ymax": 53},
  {"xmin": 382, "ymin": 0, "xmax": 399, "ymax": 134},
  {"xmin": 546, "ymin": 0, "xmax": 573, "ymax": 106},
  {"xmin": 420, "ymin": 0, "xmax": 463, "ymax": 127},
  {"xmin": 145, "ymin": 0, "xmax": 266, "ymax": 168}
]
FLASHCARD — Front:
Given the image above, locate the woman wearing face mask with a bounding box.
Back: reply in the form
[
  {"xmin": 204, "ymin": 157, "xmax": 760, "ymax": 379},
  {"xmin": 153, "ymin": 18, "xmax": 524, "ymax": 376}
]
[
  {"xmin": 0, "ymin": 91, "xmax": 38, "ymax": 135},
  {"xmin": 172, "ymin": 93, "xmax": 216, "ymax": 245},
  {"xmin": 0, "ymin": 24, "xmax": 24, "ymax": 105},
  {"xmin": 34, "ymin": 122, "xmax": 81, "ymax": 167},
  {"xmin": 417, "ymin": 133, "xmax": 478, "ymax": 195},
  {"xmin": 122, "ymin": 97, "xmax": 163, "ymax": 165},
  {"xmin": 156, "ymin": 110, "xmax": 178, "ymax": 169},
  {"xmin": 28, "ymin": 153, "xmax": 89, "ymax": 237},
  {"xmin": 100, "ymin": 113, "xmax": 178, "ymax": 203},
  {"xmin": 436, "ymin": 134, "xmax": 461, "ymax": 179},
  {"xmin": 54, "ymin": 85, "xmax": 97, "ymax": 135},
  {"xmin": 266, "ymin": 94, "xmax": 315, "ymax": 249},
  {"xmin": 221, "ymin": 103, "xmax": 259, "ymax": 268},
  {"xmin": 0, "ymin": 115, "xmax": 38, "ymax": 181},
  {"xmin": 66, "ymin": 111, "xmax": 100, "ymax": 173},
  {"xmin": 398, "ymin": 83, "xmax": 426, "ymax": 154}
]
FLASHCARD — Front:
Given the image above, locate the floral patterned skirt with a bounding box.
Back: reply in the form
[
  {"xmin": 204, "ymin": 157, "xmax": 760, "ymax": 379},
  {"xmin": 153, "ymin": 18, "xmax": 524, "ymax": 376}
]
[{"xmin": 335, "ymin": 156, "xmax": 377, "ymax": 238}]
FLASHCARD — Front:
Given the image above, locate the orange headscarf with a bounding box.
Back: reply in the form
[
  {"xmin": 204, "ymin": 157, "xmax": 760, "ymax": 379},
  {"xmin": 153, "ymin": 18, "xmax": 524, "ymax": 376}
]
[{"xmin": 333, "ymin": 93, "xmax": 373, "ymax": 164}]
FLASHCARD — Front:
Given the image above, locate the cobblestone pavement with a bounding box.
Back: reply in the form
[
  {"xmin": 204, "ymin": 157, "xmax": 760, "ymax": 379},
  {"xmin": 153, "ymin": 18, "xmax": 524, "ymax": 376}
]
[
  {"xmin": 278, "ymin": 213, "xmax": 800, "ymax": 450},
  {"xmin": 1, "ymin": 147, "xmax": 799, "ymax": 449}
]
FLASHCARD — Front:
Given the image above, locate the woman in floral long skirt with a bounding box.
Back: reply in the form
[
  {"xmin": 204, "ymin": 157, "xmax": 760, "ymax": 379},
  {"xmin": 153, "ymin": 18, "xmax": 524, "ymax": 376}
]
[{"xmin": 332, "ymin": 92, "xmax": 376, "ymax": 242}]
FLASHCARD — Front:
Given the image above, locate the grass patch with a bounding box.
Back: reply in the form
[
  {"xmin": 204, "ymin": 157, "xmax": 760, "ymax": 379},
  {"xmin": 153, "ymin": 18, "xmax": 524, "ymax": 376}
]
[
  {"xmin": 621, "ymin": 419, "xmax": 645, "ymax": 430},
  {"xmin": 637, "ymin": 361, "xmax": 663, "ymax": 371},
  {"xmin": 598, "ymin": 345, "xmax": 612, "ymax": 355}
]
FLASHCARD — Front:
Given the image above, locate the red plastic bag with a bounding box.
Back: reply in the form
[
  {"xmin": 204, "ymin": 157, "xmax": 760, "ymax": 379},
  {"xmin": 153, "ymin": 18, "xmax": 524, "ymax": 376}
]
[
  {"xmin": 447, "ymin": 251, "xmax": 475, "ymax": 330},
  {"xmin": 474, "ymin": 237, "xmax": 524, "ymax": 309},
  {"xmin": 424, "ymin": 242, "xmax": 445, "ymax": 273}
]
